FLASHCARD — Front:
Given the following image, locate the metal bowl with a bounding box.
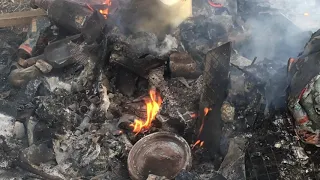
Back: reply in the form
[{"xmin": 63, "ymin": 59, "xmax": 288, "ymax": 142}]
[{"xmin": 127, "ymin": 132, "xmax": 192, "ymax": 180}]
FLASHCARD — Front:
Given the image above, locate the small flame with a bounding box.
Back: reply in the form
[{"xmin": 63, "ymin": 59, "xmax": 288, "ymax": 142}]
[
  {"xmin": 304, "ymin": 12, "xmax": 309, "ymax": 16},
  {"xmin": 198, "ymin": 107, "xmax": 212, "ymax": 136},
  {"xmin": 130, "ymin": 89, "xmax": 162, "ymax": 135},
  {"xmin": 192, "ymin": 107, "xmax": 212, "ymax": 149},
  {"xmin": 191, "ymin": 140, "xmax": 204, "ymax": 149},
  {"xmin": 204, "ymin": 107, "xmax": 211, "ymax": 116},
  {"xmin": 99, "ymin": 0, "xmax": 112, "ymax": 18}
]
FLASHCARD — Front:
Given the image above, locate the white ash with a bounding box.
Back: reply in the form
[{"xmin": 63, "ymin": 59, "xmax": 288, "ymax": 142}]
[
  {"xmin": 0, "ymin": 113, "xmax": 15, "ymax": 138},
  {"xmin": 45, "ymin": 77, "xmax": 72, "ymax": 92},
  {"xmin": 39, "ymin": 163, "xmax": 66, "ymax": 180},
  {"xmin": 80, "ymin": 143, "xmax": 101, "ymax": 167},
  {"xmin": 99, "ymin": 81, "xmax": 110, "ymax": 116},
  {"xmin": 292, "ymin": 146, "xmax": 309, "ymax": 162},
  {"xmin": 0, "ymin": 161, "xmax": 9, "ymax": 168}
]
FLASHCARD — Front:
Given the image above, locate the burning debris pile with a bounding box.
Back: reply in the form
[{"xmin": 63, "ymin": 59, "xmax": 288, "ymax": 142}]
[{"xmin": 0, "ymin": 0, "xmax": 319, "ymax": 179}]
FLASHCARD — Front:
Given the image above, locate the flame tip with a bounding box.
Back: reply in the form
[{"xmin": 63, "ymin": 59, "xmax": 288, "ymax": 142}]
[{"xmin": 130, "ymin": 89, "xmax": 162, "ymax": 134}]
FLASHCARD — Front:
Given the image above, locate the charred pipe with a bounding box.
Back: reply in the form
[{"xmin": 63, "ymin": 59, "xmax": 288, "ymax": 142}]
[
  {"xmin": 79, "ymin": 100, "xmax": 89, "ymax": 114},
  {"xmin": 75, "ymin": 104, "xmax": 96, "ymax": 136},
  {"xmin": 169, "ymin": 52, "xmax": 201, "ymax": 79}
]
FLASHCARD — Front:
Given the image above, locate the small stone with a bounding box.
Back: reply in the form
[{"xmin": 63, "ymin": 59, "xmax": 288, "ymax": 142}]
[
  {"xmin": 35, "ymin": 59, "xmax": 53, "ymax": 74},
  {"xmin": 14, "ymin": 121, "xmax": 25, "ymax": 139},
  {"xmin": 105, "ymin": 112, "xmax": 114, "ymax": 119},
  {"xmin": 147, "ymin": 174, "xmax": 169, "ymax": 180},
  {"xmin": 21, "ymin": 144, "xmax": 55, "ymax": 166},
  {"xmin": 0, "ymin": 113, "xmax": 15, "ymax": 138},
  {"xmin": 221, "ymin": 101, "xmax": 235, "ymax": 122},
  {"xmin": 274, "ymin": 143, "xmax": 281, "ymax": 148}
]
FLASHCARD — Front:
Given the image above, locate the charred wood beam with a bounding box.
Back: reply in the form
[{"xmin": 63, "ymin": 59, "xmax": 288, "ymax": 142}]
[{"xmin": 0, "ymin": 9, "xmax": 46, "ymax": 28}]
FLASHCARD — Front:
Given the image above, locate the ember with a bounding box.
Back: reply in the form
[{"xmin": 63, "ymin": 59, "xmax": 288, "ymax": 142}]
[
  {"xmin": 130, "ymin": 89, "xmax": 162, "ymax": 135},
  {"xmin": 99, "ymin": 0, "xmax": 111, "ymax": 18}
]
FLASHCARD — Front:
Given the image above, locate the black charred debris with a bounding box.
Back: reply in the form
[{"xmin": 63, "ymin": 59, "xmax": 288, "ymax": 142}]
[{"xmin": 0, "ymin": 0, "xmax": 318, "ymax": 179}]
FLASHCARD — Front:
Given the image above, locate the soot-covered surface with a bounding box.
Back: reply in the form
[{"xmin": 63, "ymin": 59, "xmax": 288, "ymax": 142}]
[{"xmin": 246, "ymin": 112, "xmax": 320, "ymax": 180}]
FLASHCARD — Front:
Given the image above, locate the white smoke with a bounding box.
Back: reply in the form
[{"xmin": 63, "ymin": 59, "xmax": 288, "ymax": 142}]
[
  {"xmin": 268, "ymin": 0, "xmax": 319, "ymax": 31},
  {"xmin": 154, "ymin": 35, "xmax": 178, "ymax": 56}
]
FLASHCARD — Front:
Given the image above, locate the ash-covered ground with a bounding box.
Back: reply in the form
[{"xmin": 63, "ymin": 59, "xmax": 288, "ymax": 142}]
[{"xmin": 0, "ymin": 0, "xmax": 320, "ymax": 180}]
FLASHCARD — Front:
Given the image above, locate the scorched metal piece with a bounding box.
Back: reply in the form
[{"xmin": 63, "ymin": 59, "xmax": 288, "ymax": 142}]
[
  {"xmin": 127, "ymin": 132, "xmax": 192, "ymax": 180},
  {"xmin": 21, "ymin": 34, "xmax": 88, "ymax": 69},
  {"xmin": 197, "ymin": 42, "xmax": 231, "ymax": 154},
  {"xmin": 35, "ymin": 0, "xmax": 106, "ymax": 43}
]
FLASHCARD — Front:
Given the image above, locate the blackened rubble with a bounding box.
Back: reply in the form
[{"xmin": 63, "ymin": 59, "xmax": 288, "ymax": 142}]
[{"xmin": 0, "ymin": 0, "xmax": 319, "ymax": 179}]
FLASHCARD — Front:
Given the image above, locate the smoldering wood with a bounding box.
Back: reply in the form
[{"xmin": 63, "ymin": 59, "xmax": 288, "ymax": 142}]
[
  {"xmin": 107, "ymin": 29, "xmax": 169, "ymax": 77},
  {"xmin": 47, "ymin": 0, "xmax": 106, "ymax": 43},
  {"xmin": 149, "ymin": 67, "xmax": 202, "ymax": 134}
]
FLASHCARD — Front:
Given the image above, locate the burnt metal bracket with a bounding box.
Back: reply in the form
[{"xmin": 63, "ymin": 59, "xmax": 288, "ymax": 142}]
[{"xmin": 198, "ymin": 42, "xmax": 231, "ymax": 154}]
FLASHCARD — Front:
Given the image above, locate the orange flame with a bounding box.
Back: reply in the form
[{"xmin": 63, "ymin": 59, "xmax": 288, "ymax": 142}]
[
  {"xmin": 130, "ymin": 89, "xmax": 162, "ymax": 135},
  {"xmin": 198, "ymin": 107, "xmax": 212, "ymax": 136},
  {"xmin": 204, "ymin": 107, "xmax": 211, "ymax": 116},
  {"xmin": 192, "ymin": 107, "xmax": 212, "ymax": 149},
  {"xmin": 191, "ymin": 140, "xmax": 204, "ymax": 149},
  {"xmin": 99, "ymin": 0, "xmax": 112, "ymax": 18}
]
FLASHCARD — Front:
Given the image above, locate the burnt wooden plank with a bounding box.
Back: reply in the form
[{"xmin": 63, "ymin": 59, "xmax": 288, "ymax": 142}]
[{"xmin": 0, "ymin": 9, "xmax": 47, "ymax": 28}]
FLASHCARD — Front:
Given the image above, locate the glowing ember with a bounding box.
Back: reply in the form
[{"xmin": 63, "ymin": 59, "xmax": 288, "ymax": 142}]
[
  {"xmin": 99, "ymin": 0, "xmax": 112, "ymax": 18},
  {"xmin": 204, "ymin": 107, "xmax": 211, "ymax": 116},
  {"xmin": 192, "ymin": 107, "xmax": 212, "ymax": 149},
  {"xmin": 191, "ymin": 140, "xmax": 204, "ymax": 149},
  {"xmin": 130, "ymin": 89, "xmax": 162, "ymax": 135},
  {"xmin": 191, "ymin": 113, "xmax": 197, "ymax": 118}
]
